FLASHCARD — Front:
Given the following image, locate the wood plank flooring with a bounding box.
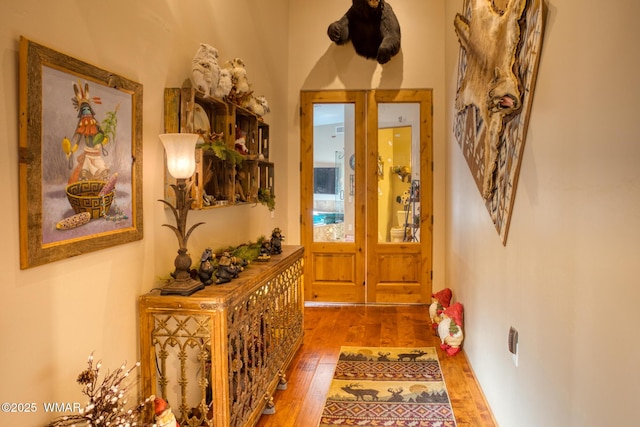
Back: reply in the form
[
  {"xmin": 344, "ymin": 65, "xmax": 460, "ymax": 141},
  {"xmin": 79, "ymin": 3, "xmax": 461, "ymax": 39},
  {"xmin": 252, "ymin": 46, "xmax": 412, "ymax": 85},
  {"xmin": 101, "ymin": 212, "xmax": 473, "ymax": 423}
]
[{"xmin": 256, "ymin": 304, "xmax": 496, "ymax": 427}]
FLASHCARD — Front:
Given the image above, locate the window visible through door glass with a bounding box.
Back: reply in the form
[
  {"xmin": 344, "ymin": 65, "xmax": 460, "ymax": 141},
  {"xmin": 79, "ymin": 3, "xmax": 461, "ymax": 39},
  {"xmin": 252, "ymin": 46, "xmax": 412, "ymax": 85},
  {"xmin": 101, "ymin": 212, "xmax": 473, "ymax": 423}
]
[{"xmin": 312, "ymin": 103, "xmax": 355, "ymax": 242}]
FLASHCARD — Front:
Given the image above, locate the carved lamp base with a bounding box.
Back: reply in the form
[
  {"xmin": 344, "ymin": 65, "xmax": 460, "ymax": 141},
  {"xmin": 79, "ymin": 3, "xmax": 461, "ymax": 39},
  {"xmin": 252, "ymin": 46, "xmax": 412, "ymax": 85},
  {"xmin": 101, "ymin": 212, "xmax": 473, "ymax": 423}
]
[{"xmin": 160, "ymin": 276, "xmax": 204, "ymax": 296}]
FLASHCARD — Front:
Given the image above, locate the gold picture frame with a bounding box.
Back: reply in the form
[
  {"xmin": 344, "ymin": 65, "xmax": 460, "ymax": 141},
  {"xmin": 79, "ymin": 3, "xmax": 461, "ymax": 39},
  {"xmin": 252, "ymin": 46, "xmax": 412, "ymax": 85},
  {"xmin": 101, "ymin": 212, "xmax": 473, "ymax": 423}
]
[{"xmin": 18, "ymin": 37, "xmax": 143, "ymax": 269}]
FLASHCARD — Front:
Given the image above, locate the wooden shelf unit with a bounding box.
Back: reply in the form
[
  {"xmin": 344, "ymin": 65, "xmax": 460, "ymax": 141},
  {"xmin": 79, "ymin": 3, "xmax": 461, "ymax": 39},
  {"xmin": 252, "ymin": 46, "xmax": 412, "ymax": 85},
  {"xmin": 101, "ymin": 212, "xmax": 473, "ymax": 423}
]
[
  {"xmin": 139, "ymin": 245, "xmax": 304, "ymax": 427},
  {"xmin": 163, "ymin": 86, "xmax": 273, "ymax": 210}
]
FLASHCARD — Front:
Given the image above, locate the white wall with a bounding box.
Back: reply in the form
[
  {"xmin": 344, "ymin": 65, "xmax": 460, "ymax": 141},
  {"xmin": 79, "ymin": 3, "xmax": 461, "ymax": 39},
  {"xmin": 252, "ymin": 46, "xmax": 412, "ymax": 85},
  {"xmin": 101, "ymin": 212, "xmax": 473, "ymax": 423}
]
[
  {"xmin": 0, "ymin": 1, "xmax": 288, "ymax": 425},
  {"xmin": 445, "ymin": 1, "xmax": 640, "ymax": 426}
]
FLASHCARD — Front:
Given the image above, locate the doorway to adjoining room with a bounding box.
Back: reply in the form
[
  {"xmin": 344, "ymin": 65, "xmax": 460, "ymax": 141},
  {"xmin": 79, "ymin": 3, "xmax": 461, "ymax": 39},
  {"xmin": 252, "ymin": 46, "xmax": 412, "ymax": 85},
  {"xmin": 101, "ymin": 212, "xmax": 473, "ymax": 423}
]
[{"xmin": 300, "ymin": 90, "xmax": 433, "ymax": 304}]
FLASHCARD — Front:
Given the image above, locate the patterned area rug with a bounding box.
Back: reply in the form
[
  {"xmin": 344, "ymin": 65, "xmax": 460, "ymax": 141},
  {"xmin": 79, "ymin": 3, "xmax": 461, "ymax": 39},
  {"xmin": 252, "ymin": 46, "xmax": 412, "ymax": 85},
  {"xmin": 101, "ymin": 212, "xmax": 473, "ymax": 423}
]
[{"xmin": 318, "ymin": 346, "xmax": 457, "ymax": 427}]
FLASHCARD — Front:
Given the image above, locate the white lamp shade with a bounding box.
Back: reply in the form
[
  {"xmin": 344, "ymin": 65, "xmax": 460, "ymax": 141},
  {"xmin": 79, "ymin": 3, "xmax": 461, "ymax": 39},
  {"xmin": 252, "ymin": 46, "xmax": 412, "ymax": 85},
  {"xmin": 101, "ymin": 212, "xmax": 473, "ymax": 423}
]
[{"xmin": 160, "ymin": 133, "xmax": 199, "ymax": 179}]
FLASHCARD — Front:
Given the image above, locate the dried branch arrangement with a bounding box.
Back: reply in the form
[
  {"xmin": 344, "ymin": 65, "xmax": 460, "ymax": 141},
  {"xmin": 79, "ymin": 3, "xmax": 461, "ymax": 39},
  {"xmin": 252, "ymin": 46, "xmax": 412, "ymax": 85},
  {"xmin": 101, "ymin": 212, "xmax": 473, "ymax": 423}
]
[{"xmin": 46, "ymin": 353, "xmax": 152, "ymax": 427}]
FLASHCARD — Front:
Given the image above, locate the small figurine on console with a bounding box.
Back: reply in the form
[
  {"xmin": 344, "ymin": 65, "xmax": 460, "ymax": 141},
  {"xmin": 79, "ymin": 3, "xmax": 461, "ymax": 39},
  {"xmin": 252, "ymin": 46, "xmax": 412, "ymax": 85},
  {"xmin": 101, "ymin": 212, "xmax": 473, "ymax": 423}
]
[
  {"xmin": 215, "ymin": 251, "xmax": 240, "ymax": 284},
  {"xmin": 257, "ymin": 240, "xmax": 271, "ymax": 262},
  {"xmin": 198, "ymin": 248, "xmax": 215, "ymax": 286},
  {"xmin": 429, "ymin": 288, "xmax": 452, "ymax": 332},
  {"xmin": 257, "ymin": 240, "xmax": 272, "ymax": 262},
  {"xmin": 230, "ymin": 254, "xmax": 248, "ymax": 272},
  {"xmin": 438, "ymin": 302, "xmax": 464, "ymax": 356},
  {"xmin": 270, "ymin": 227, "xmax": 285, "ymax": 255}
]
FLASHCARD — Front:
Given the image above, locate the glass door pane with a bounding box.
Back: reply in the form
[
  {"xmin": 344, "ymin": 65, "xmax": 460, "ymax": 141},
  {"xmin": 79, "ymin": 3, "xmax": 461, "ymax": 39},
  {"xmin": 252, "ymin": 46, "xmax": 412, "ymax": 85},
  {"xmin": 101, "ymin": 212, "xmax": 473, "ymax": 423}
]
[
  {"xmin": 377, "ymin": 103, "xmax": 421, "ymax": 243},
  {"xmin": 312, "ymin": 103, "xmax": 355, "ymax": 242}
]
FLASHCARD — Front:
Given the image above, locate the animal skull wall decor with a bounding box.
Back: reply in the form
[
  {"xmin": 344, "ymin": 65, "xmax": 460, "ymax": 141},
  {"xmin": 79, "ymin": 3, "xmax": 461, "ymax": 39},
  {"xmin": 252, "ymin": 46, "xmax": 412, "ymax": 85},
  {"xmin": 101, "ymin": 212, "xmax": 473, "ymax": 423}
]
[{"xmin": 453, "ymin": 0, "xmax": 545, "ymax": 244}]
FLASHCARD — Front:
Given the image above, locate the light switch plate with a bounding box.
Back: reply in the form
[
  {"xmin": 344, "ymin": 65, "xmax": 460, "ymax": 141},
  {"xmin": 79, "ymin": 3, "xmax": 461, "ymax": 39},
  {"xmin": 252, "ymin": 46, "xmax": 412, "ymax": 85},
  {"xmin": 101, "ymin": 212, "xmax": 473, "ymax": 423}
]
[
  {"xmin": 509, "ymin": 326, "xmax": 519, "ymax": 367},
  {"xmin": 508, "ymin": 326, "xmax": 518, "ymax": 354}
]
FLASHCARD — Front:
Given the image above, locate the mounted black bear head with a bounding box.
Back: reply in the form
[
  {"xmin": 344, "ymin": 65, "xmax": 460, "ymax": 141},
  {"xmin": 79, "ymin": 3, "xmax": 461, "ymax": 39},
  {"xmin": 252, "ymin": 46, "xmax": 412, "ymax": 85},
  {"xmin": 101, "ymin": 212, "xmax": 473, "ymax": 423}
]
[{"xmin": 327, "ymin": 0, "xmax": 401, "ymax": 64}]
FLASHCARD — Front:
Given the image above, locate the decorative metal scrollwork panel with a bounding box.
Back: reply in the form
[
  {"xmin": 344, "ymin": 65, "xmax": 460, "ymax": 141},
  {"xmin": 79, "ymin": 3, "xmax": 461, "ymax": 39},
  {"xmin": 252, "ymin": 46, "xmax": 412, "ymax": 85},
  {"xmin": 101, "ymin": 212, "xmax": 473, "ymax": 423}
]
[
  {"xmin": 152, "ymin": 314, "xmax": 213, "ymax": 426},
  {"xmin": 227, "ymin": 258, "xmax": 303, "ymax": 427},
  {"xmin": 140, "ymin": 247, "xmax": 304, "ymax": 427}
]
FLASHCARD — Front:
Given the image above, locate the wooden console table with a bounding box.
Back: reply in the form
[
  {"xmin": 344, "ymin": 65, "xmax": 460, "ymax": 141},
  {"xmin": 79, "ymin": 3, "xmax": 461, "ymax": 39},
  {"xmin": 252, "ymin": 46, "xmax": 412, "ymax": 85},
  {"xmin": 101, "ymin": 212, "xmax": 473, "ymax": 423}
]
[{"xmin": 139, "ymin": 245, "xmax": 304, "ymax": 427}]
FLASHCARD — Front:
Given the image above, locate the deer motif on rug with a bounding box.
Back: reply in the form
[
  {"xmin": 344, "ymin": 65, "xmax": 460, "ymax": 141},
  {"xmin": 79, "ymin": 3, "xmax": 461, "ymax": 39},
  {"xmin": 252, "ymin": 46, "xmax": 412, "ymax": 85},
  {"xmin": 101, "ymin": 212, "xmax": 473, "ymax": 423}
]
[
  {"xmin": 397, "ymin": 349, "xmax": 428, "ymax": 361},
  {"xmin": 341, "ymin": 383, "xmax": 379, "ymax": 401}
]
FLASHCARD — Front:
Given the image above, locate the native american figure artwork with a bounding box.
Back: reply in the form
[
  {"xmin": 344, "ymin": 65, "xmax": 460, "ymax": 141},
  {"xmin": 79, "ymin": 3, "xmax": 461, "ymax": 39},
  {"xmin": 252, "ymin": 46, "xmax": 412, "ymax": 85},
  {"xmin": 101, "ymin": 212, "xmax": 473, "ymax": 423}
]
[
  {"xmin": 40, "ymin": 68, "xmax": 135, "ymax": 244},
  {"xmin": 66, "ymin": 81, "xmax": 118, "ymax": 184},
  {"xmin": 453, "ymin": 0, "xmax": 545, "ymax": 244}
]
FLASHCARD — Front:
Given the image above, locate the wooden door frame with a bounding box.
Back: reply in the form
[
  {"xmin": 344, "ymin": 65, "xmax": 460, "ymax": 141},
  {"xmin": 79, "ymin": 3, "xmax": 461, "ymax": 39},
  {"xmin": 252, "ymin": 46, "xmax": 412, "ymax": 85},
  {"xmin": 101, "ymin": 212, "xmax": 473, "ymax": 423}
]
[
  {"xmin": 366, "ymin": 90, "xmax": 433, "ymax": 303},
  {"xmin": 300, "ymin": 89, "xmax": 432, "ymax": 304},
  {"xmin": 300, "ymin": 90, "xmax": 367, "ymax": 303}
]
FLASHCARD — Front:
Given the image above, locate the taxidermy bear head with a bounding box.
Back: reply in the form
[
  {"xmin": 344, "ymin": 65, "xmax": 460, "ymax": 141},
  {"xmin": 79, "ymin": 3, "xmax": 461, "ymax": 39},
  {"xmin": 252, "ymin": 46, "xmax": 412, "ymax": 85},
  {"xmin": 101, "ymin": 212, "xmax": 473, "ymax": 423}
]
[{"xmin": 327, "ymin": 0, "xmax": 401, "ymax": 64}]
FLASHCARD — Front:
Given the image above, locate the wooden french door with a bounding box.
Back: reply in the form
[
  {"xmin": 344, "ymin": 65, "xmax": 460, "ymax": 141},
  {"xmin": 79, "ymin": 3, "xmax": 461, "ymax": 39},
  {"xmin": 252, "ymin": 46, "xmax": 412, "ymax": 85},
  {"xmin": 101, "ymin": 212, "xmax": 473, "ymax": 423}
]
[
  {"xmin": 300, "ymin": 91, "xmax": 366, "ymax": 303},
  {"xmin": 300, "ymin": 90, "xmax": 432, "ymax": 304},
  {"xmin": 365, "ymin": 90, "xmax": 433, "ymax": 303}
]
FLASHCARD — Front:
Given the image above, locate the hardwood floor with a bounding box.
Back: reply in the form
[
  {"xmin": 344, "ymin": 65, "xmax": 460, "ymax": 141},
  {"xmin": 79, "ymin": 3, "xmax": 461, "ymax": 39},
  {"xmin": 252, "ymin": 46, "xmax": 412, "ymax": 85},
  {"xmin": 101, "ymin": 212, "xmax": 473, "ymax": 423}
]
[{"xmin": 255, "ymin": 304, "xmax": 497, "ymax": 427}]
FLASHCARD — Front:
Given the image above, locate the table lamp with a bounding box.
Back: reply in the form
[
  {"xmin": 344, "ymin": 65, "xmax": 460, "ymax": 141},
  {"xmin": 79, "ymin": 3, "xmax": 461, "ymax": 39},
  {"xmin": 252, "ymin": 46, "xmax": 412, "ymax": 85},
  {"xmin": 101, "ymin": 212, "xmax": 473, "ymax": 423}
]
[{"xmin": 158, "ymin": 133, "xmax": 205, "ymax": 296}]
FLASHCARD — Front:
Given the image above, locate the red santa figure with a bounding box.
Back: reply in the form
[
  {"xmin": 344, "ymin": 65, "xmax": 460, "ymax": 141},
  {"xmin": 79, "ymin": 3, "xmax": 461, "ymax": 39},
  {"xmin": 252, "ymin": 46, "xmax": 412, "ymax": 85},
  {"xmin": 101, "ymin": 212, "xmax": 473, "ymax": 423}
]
[
  {"xmin": 438, "ymin": 302, "xmax": 464, "ymax": 357},
  {"xmin": 154, "ymin": 396, "xmax": 180, "ymax": 427},
  {"xmin": 429, "ymin": 288, "xmax": 452, "ymax": 332}
]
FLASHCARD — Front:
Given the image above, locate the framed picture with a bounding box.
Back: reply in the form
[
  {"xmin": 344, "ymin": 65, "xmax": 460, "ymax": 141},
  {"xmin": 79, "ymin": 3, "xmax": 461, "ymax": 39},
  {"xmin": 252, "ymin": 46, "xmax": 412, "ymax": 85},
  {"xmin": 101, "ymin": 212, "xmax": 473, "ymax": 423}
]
[{"xmin": 18, "ymin": 37, "xmax": 143, "ymax": 269}]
